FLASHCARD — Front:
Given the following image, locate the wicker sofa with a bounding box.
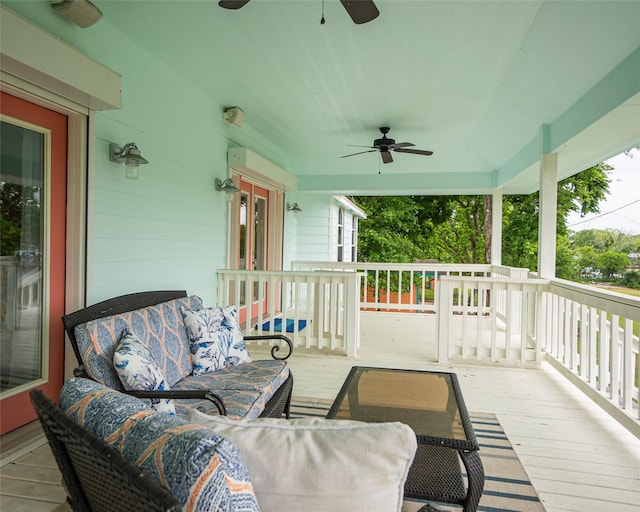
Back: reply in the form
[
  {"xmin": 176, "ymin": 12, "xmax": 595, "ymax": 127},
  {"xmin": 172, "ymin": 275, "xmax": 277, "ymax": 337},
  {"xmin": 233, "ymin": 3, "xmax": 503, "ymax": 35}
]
[
  {"xmin": 34, "ymin": 378, "xmax": 419, "ymax": 512},
  {"xmin": 62, "ymin": 290, "xmax": 294, "ymax": 419}
]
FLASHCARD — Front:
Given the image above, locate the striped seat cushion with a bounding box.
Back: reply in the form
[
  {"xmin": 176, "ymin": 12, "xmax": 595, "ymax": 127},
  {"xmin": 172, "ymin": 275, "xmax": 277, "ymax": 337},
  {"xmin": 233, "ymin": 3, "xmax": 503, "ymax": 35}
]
[{"xmin": 173, "ymin": 359, "xmax": 290, "ymax": 419}]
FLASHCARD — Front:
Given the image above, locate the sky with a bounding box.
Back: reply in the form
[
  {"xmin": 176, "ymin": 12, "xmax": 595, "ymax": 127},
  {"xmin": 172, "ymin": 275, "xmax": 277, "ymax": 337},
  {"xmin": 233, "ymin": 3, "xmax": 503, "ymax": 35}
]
[{"xmin": 566, "ymin": 148, "xmax": 640, "ymax": 235}]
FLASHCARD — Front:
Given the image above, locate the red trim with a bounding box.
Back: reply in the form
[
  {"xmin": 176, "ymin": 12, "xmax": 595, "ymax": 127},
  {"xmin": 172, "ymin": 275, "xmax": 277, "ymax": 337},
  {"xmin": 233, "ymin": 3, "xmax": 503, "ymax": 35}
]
[{"xmin": 0, "ymin": 92, "xmax": 67, "ymax": 434}]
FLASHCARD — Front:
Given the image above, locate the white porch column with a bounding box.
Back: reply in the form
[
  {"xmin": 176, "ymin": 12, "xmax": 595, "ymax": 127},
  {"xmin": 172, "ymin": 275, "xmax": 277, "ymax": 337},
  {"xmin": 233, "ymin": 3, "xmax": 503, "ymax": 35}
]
[
  {"xmin": 491, "ymin": 188, "xmax": 503, "ymax": 265},
  {"xmin": 537, "ymin": 153, "xmax": 558, "ymax": 278}
]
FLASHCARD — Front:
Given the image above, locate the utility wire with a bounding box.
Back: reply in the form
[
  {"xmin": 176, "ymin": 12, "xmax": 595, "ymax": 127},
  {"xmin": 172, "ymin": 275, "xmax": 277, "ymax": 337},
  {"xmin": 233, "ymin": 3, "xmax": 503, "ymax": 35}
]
[{"xmin": 568, "ymin": 198, "xmax": 640, "ymax": 227}]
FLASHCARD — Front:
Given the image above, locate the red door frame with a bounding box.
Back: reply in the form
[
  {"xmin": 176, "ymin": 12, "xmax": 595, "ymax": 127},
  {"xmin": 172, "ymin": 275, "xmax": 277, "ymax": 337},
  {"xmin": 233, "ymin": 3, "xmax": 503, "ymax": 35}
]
[
  {"xmin": 237, "ymin": 177, "xmax": 269, "ymax": 324},
  {"xmin": 0, "ymin": 91, "xmax": 67, "ymax": 434}
]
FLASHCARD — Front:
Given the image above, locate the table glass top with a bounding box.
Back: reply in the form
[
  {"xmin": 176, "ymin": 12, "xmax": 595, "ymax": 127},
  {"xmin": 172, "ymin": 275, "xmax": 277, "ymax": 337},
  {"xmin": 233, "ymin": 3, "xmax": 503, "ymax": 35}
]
[{"xmin": 328, "ymin": 367, "xmax": 473, "ymax": 445}]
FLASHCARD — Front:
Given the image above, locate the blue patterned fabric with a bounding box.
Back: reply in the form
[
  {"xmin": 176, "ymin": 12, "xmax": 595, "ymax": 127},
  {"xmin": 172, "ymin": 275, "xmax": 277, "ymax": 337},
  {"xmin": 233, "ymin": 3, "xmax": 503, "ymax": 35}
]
[
  {"xmin": 182, "ymin": 306, "xmax": 251, "ymax": 376},
  {"xmin": 60, "ymin": 378, "xmax": 260, "ymax": 512},
  {"xmin": 113, "ymin": 331, "xmax": 176, "ymax": 415},
  {"xmin": 173, "ymin": 360, "xmax": 290, "ymax": 419},
  {"xmin": 73, "ymin": 296, "xmax": 202, "ymax": 389}
]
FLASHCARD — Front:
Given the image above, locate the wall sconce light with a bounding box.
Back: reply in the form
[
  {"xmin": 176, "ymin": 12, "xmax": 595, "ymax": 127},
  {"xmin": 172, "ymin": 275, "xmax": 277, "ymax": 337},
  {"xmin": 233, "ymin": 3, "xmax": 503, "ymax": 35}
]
[
  {"xmin": 215, "ymin": 178, "xmax": 241, "ymax": 193},
  {"xmin": 287, "ymin": 202, "xmax": 302, "ymax": 213},
  {"xmin": 109, "ymin": 142, "xmax": 149, "ymax": 180},
  {"xmin": 223, "ymin": 107, "xmax": 245, "ymax": 127},
  {"xmin": 51, "ymin": 0, "xmax": 103, "ymax": 28}
]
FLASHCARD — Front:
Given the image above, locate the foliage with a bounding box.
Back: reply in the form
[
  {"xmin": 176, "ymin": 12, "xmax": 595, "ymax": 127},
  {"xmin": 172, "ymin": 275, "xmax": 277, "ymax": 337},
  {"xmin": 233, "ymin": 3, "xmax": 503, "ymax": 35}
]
[
  {"xmin": 0, "ymin": 216, "xmax": 21, "ymax": 255},
  {"xmin": 597, "ymin": 250, "xmax": 630, "ymax": 278},
  {"xmin": 621, "ymin": 271, "xmax": 640, "ymax": 289},
  {"xmin": 571, "ymin": 229, "xmax": 639, "ymax": 254},
  {"xmin": 431, "ymin": 196, "xmax": 486, "ymax": 263},
  {"xmin": 502, "ymin": 162, "xmax": 611, "ymax": 273},
  {"xmin": 555, "ymin": 235, "xmax": 578, "ymax": 280},
  {"xmin": 353, "ymin": 161, "xmax": 640, "ymax": 288},
  {"xmin": 1, "ymin": 182, "xmax": 42, "ymax": 256},
  {"xmin": 355, "ymin": 196, "xmax": 449, "ymax": 262}
]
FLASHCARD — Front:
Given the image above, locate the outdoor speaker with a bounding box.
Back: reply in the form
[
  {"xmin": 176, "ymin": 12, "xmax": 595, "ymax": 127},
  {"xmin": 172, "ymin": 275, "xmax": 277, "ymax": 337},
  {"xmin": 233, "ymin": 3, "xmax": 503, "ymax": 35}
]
[{"xmin": 223, "ymin": 107, "xmax": 245, "ymax": 128}]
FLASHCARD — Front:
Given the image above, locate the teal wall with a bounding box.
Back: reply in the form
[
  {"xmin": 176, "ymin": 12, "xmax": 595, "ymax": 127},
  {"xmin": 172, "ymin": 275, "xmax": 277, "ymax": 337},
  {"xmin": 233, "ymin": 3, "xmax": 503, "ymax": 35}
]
[{"xmin": 3, "ymin": 2, "xmax": 243, "ymax": 305}]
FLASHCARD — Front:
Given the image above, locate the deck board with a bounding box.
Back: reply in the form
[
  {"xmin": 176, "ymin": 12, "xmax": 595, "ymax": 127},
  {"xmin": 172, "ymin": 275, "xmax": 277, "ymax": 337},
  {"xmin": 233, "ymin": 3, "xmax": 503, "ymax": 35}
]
[{"xmin": 1, "ymin": 311, "xmax": 638, "ymax": 511}]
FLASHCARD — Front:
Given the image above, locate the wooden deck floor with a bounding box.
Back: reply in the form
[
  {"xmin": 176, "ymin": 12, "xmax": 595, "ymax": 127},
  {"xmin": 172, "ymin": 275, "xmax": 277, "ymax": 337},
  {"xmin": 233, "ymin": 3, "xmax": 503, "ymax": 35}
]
[{"xmin": 1, "ymin": 312, "xmax": 639, "ymax": 511}]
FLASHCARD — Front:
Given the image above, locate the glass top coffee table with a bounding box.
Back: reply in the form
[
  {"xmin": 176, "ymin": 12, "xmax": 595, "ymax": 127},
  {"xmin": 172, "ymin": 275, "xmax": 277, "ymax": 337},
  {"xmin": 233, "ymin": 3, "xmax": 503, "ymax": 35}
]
[{"xmin": 327, "ymin": 366, "xmax": 484, "ymax": 512}]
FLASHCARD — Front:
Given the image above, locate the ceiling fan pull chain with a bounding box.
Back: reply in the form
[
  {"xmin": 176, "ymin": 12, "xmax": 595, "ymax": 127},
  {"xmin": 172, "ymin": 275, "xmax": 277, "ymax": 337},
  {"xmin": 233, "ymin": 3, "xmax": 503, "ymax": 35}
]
[{"xmin": 320, "ymin": 0, "xmax": 326, "ymax": 24}]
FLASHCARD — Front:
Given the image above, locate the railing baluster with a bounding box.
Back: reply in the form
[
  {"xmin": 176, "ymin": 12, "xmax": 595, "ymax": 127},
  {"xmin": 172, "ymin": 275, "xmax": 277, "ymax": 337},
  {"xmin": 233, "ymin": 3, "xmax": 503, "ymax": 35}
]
[{"xmin": 622, "ymin": 319, "xmax": 633, "ymax": 413}]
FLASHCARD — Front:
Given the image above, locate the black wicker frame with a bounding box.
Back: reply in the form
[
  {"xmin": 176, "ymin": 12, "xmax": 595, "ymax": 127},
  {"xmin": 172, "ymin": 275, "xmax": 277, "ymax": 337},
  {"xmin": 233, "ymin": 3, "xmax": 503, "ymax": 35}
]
[
  {"xmin": 62, "ymin": 290, "xmax": 293, "ymax": 418},
  {"xmin": 30, "ymin": 389, "xmax": 183, "ymax": 512}
]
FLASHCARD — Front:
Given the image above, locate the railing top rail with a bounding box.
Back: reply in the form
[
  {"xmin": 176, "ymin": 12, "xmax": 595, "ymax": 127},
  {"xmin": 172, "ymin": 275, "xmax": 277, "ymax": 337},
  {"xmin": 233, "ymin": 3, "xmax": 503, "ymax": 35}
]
[
  {"xmin": 549, "ymin": 277, "xmax": 640, "ymax": 303},
  {"xmin": 217, "ymin": 269, "xmax": 365, "ymax": 278},
  {"xmin": 292, "ymin": 261, "xmax": 494, "ymax": 272},
  {"xmin": 439, "ymin": 276, "xmax": 550, "ymax": 285},
  {"xmin": 548, "ymin": 278, "xmax": 640, "ymax": 321}
]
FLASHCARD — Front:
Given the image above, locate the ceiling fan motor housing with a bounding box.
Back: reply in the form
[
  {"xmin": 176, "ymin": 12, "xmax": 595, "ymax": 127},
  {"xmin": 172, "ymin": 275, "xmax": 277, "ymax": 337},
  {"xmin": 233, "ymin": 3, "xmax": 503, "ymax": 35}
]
[{"xmin": 374, "ymin": 137, "xmax": 395, "ymax": 148}]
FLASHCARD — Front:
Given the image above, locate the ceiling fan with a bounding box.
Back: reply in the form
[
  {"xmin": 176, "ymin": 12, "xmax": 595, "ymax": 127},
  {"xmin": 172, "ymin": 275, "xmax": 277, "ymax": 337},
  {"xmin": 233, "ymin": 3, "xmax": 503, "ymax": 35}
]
[
  {"xmin": 341, "ymin": 127, "xmax": 434, "ymax": 164},
  {"xmin": 218, "ymin": 0, "xmax": 380, "ymax": 25}
]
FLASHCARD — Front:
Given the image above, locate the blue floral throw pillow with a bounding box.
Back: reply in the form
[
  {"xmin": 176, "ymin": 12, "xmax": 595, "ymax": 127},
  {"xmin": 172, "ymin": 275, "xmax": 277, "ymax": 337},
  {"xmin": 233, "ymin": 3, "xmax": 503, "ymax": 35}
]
[
  {"xmin": 182, "ymin": 306, "xmax": 252, "ymax": 376},
  {"xmin": 113, "ymin": 331, "xmax": 176, "ymax": 415}
]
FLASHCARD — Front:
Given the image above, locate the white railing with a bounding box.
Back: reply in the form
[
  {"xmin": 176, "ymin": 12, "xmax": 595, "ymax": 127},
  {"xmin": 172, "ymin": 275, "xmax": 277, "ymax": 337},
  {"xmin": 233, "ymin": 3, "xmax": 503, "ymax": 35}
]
[
  {"xmin": 216, "ymin": 269, "xmax": 362, "ymax": 356},
  {"xmin": 236, "ymin": 262, "xmax": 639, "ymax": 427},
  {"xmin": 291, "ymin": 261, "xmax": 528, "ymax": 313},
  {"xmin": 542, "ymin": 279, "xmax": 640, "ymax": 423},
  {"xmin": 436, "ymin": 275, "xmax": 549, "ymax": 365}
]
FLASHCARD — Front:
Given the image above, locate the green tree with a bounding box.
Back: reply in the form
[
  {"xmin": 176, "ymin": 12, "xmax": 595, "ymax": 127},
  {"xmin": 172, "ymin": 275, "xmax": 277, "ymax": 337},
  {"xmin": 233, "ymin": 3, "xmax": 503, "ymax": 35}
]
[
  {"xmin": 597, "ymin": 251, "xmax": 629, "ymax": 279},
  {"xmin": 571, "ymin": 228, "xmax": 637, "ymax": 254},
  {"xmin": 555, "ymin": 235, "xmax": 578, "ymax": 279},
  {"xmin": 575, "ymin": 246, "xmax": 599, "ymax": 276},
  {"xmin": 431, "ymin": 196, "xmax": 486, "ymax": 263},
  {"xmin": 356, "ymin": 196, "xmax": 430, "ymax": 262},
  {"xmin": 502, "ymin": 163, "xmax": 611, "ymax": 272},
  {"xmin": 354, "ymin": 163, "xmax": 611, "ymax": 271}
]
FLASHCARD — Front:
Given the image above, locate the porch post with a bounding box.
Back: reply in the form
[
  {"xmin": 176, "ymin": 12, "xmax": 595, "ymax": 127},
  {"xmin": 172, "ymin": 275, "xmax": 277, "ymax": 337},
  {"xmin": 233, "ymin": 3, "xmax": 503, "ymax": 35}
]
[
  {"xmin": 491, "ymin": 188, "xmax": 503, "ymax": 265},
  {"xmin": 537, "ymin": 152, "xmax": 558, "ymax": 278}
]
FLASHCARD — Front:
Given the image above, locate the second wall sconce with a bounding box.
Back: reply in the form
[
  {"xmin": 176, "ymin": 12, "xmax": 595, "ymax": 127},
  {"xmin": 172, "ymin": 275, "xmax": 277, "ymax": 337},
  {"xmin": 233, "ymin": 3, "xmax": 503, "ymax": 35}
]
[
  {"xmin": 215, "ymin": 178, "xmax": 240, "ymax": 193},
  {"xmin": 287, "ymin": 202, "xmax": 302, "ymax": 213},
  {"xmin": 109, "ymin": 142, "xmax": 149, "ymax": 180}
]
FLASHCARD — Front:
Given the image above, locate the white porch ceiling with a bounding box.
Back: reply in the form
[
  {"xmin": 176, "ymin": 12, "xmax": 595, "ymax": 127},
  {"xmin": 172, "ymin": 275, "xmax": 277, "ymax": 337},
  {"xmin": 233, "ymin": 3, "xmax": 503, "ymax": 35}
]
[{"xmin": 79, "ymin": 1, "xmax": 640, "ymax": 194}]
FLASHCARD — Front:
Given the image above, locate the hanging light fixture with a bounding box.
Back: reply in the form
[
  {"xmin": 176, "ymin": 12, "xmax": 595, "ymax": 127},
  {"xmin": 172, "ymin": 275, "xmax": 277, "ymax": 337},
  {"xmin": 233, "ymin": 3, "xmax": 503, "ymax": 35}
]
[
  {"xmin": 287, "ymin": 202, "xmax": 302, "ymax": 213},
  {"xmin": 51, "ymin": 0, "xmax": 103, "ymax": 28},
  {"xmin": 109, "ymin": 142, "xmax": 149, "ymax": 180},
  {"xmin": 215, "ymin": 178, "xmax": 240, "ymax": 193}
]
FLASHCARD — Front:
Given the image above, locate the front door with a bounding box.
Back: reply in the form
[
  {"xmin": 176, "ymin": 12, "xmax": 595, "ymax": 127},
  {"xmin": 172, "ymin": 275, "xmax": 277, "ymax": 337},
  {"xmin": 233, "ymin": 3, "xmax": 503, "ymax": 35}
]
[
  {"xmin": 0, "ymin": 91, "xmax": 67, "ymax": 434},
  {"xmin": 237, "ymin": 177, "xmax": 269, "ymax": 324}
]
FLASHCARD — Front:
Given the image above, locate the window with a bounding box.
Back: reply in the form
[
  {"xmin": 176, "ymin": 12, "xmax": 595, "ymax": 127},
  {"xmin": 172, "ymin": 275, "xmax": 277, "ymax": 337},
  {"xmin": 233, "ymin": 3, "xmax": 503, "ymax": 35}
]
[{"xmin": 337, "ymin": 207, "xmax": 345, "ymax": 262}]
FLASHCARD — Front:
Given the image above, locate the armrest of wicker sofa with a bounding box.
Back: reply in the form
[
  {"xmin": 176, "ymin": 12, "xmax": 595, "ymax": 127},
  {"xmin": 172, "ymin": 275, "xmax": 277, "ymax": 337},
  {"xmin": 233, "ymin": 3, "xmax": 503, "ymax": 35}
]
[
  {"xmin": 244, "ymin": 334, "xmax": 293, "ymax": 360},
  {"xmin": 127, "ymin": 389, "xmax": 226, "ymax": 416},
  {"xmin": 31, "ymin": 389, "xmax": 183, "ymax": 512},
  {"xmin": 72, "ymin": 366, "xmax": 227, "ymax": 415}
]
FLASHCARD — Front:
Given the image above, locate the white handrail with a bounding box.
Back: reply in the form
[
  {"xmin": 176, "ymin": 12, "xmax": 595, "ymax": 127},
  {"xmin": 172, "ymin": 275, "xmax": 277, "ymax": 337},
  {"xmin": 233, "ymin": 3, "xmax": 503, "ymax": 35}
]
[{"xmin": 216, "ymin": 269, "xmax": 362, "ymax": 356}]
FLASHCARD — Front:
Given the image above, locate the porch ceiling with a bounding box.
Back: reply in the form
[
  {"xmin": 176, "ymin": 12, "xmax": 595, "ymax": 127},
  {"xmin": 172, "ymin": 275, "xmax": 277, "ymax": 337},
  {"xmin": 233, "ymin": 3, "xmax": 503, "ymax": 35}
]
[{"xmin": 59, "ymin": 1, "xmax": 640, "ymax": 194}]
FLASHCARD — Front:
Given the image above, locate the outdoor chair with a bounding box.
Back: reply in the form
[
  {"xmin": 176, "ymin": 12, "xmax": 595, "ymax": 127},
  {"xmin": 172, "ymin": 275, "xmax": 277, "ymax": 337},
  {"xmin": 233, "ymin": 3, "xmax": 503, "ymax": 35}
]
[{"xmin": 30, "ymin": 389, "xmax": 182, "ymax": 512}]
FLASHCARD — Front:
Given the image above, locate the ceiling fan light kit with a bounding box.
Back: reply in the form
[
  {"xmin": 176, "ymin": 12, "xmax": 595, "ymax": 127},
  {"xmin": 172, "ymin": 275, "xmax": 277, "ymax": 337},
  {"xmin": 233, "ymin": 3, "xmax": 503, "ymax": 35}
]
[{"xmin": 341, "ymin": 127, "xmax": 433, "ymax": 164}]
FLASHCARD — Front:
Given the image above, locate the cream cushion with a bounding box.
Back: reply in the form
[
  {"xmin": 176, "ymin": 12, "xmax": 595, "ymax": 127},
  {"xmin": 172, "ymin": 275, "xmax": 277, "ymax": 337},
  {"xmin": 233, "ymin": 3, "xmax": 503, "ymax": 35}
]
[{"xmin": 188, "ymin": 409, "xmax": 417, "ymax": 512}]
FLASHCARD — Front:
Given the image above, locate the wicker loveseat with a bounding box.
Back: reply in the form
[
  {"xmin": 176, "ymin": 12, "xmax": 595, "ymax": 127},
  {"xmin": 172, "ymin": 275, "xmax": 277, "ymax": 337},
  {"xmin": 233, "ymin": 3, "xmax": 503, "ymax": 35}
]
[
  {"xmin": 34, "ymin": 378, "xmax": 418, "ymax": 512},
  {"xmin": 62, "ymin": 290, "xmax": 293, "ymax": 419}
]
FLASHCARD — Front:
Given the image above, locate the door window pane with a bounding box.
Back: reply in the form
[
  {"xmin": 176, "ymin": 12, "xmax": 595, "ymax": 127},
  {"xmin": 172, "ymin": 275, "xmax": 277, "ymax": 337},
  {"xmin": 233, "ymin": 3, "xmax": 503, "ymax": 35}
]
[
  {"xmin": 253, "ymin": 196, "xmax": 267, "ymax": 301},
  {"xmin": 1, "ymin": 120, "xmax": 45, "ymax": 393},
  {"xmin": 239, "ymin": 192, "xmax": 248, "ymax": 306}
]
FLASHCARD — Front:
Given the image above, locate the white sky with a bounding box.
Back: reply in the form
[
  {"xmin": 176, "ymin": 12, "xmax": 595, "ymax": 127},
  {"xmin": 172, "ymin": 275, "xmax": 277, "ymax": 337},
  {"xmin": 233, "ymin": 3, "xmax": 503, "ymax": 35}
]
[{"xmin": 566, "ymin": 148, "xmax": 640, "ymax": 235}]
